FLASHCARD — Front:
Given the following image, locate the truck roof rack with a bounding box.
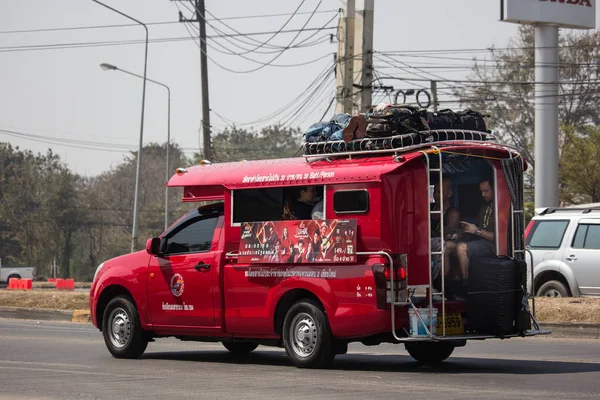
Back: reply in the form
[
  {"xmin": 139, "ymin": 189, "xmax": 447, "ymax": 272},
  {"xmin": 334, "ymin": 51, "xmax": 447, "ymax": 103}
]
[{"xmin": 303, "ymin": 129, "xmax": 495, "ymax": 157}]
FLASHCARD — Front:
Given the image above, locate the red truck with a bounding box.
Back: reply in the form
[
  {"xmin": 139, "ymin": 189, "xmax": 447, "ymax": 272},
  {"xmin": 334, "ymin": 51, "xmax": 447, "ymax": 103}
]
[{"xmin": 90, "ymin": 131, "xmax": 545, "ymax": 368}]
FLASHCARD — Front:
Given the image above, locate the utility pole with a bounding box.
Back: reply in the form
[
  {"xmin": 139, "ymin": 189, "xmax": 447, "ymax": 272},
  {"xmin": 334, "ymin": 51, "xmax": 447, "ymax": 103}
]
[
  {"xmin": 353, "ymin": 0, "xmax": 374, "ymax": 114},
  {"xmin": 177, "ymin": 0, "xmax": 212, "ymax": 160},
  {"xmin": 335, "ymin": 0, "xmax": 355, "ymax": 115},
  {"xmin": 430, "ymin": 81, "xmax": 438, "ymax": 112}
]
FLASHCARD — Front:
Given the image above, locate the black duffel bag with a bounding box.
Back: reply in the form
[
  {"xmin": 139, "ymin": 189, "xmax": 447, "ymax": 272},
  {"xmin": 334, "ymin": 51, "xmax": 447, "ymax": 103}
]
[
  {"xmin": 426, "ymin": 109, "xmax": 458, "ymax": 130},
  {"xmin": 366, "ymin": 105, "xmax": 428, "ymax": 138},
  {"xmin": 455, "ymin": 110, "xmax": 489, "ymax": 132}
]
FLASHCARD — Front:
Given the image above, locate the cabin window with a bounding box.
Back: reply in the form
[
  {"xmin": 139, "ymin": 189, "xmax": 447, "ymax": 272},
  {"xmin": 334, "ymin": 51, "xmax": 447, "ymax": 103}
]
[
  {"xmin": 333, "ymin": 190, "xmax": 369, "ymax": 214},
  {"xmin": 232, "ymin": 186, "xmax": 325, "ymax": 224},
  {"xmin": 232, "ymin": 188, "xmax": 284, "ymax": 223}
]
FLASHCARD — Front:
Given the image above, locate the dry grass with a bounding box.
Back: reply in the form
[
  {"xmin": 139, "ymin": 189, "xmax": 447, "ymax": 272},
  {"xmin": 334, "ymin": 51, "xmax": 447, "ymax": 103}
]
[
  {"xmin": 0, "ymin": 290, "xmax": 89, "ymax": 310},
  {"xmin": 1, "ymin": 290, "xmax": 599, "ymax": 323},
  {"xmin": 532, "ymin": 297, "xmax": 600, "ymax": 324}
]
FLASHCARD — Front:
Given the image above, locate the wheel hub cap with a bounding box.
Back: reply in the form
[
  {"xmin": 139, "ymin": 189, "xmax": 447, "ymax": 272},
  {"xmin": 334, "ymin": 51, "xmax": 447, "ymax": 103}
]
[
  {"xmin": 108, "ymin": 308, "xmax": 131, "ymax": 349},
  {"xmin": 289, "ymin": 313, "xmax": 318, "ymax": 358}
]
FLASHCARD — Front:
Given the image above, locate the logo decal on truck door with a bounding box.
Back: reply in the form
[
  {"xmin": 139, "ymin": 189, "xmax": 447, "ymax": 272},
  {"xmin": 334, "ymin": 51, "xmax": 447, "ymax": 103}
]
[{"xmin": 170, "ymin": 273, "xmax": 185, "ymax": 297}]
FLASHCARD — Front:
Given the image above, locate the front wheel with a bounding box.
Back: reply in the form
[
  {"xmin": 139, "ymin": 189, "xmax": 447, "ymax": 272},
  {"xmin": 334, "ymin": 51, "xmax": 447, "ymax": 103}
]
[
  {"xmin": 222, "ymin": 341, "xmax": 258, "ymax": 354},
  {"xmin": 102, "ymin": 295, "xmax": 148, "ymax": 359},
  {"xmin": 405, "ymin": 342, "xmax": 455, "ymax": 364},
  {"xmin": 283, "ymin": 300, "xmax": 335, "ymax": 368},
  {"xmin": 536, "ymin": 280, "xmax": 569, "ymax": 297}
]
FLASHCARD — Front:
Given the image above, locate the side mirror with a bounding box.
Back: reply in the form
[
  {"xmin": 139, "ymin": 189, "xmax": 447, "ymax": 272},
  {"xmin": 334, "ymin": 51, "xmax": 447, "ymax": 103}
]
[{"xmin": 146, "ymin": 238, "xmax": 161, "ymax": 256}]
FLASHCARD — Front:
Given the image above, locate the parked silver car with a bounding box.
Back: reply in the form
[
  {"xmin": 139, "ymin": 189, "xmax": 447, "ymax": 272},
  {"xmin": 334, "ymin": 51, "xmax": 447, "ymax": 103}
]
[{"xmin": 526, "ymin": 205, "xmax": 600, "ymax": 297}]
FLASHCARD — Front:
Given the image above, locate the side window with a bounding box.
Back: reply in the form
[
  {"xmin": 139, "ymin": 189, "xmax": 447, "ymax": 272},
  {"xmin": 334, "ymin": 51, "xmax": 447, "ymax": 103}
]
[
  {"xmin": 526, "ymin": 220, "xmax": 569, "ymax": 249},
  {"xmin": 584, "ymin": 225, "xmax": 600, "ymax": 250},
  {"xmin": 233, "ymin": 188, "xmax": 284, "ymax": 223},
  {"xmin": 232, "ymin": 185, "xmax": 325, "ymax": 223},
  {"xmin": 165, "ymin": 215, "xmax": 219, "ymax": 254},
  {"xmin": 572, "ymin": 224, "xmax": 588, "ymax": 249},
  {"xmin": 333, "ymin": 190, "xmax": 369, "ymax": 214}
]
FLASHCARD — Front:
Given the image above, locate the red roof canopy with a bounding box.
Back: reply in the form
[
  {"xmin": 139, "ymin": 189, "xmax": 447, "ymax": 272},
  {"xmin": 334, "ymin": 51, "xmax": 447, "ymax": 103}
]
[
  {"xmin": 167, "ymin": 155, "xmax": 417, "ymax": 190},
  {"xmin": 167, "ymin": 143, "xmax": 521, "ymax": 194}
]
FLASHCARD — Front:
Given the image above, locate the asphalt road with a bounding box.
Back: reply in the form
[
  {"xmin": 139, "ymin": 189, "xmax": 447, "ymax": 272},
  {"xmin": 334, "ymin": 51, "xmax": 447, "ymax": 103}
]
[{"xmin": 0, "ymin": 319, "xmax": 599, "ymax": 400}]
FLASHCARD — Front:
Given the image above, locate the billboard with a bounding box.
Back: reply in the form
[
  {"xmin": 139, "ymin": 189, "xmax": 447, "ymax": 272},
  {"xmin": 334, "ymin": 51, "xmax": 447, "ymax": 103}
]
[
  {"xmin": 238, "ymin": 219, "xmax": 357, "ymax": 264},
  {"xmin": 501, "ymin": 0, "xmax": 596, "ymax": 29}
]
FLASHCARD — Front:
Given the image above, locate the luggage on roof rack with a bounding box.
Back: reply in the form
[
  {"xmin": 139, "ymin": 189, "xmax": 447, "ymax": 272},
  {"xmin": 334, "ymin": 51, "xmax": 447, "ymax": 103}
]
[{"xmin": 303, "ymin": 129, "xmax": 496, "ymax": 156}]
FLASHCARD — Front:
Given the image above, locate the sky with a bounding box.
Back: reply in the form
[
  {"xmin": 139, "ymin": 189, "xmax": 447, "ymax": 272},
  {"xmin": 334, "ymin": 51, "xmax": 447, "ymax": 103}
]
[{"xmin": 0, "ymin": 0, "xmax": 597, "ymax": 177}]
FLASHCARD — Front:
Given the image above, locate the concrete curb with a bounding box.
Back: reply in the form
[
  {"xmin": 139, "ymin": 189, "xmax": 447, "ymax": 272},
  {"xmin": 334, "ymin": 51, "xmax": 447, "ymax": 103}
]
[
  {"xmin": 538, "ymin": 322, "xmax": 600, "ymax": 339},
  {"xmin": 0, "ymin": 307, "xmax": 91, "ymax": 323},
  {"xmin": 0, "ymin": 307, "xmax": 598, "ymax": 339}
]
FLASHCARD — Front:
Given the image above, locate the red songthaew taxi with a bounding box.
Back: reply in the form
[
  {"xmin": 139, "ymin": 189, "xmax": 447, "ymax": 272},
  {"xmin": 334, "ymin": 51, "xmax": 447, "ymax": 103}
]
[{"xmin": 90, "ymin": 130, "xmax": 546, "ymax": 368}]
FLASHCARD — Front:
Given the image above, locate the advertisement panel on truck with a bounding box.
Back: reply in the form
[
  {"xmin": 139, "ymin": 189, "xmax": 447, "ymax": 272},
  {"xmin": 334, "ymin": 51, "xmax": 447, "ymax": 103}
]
[{"xmin": 239, "ymin": 219, "xmax": 357, "ymax": 264}]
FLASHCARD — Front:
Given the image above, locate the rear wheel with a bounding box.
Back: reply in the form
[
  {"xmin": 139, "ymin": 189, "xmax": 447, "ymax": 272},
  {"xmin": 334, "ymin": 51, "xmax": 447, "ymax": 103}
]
[
  {"xmin": 102, "ymin": 295, "xmax": 148, "ymax": 359},
  {"xmin": 7, "ymin": 274, "xmax": 20, "ymax": 284},
  {"xmin": 222, "ymin": 341, "xmax": 258, "ymax": 354},
  {"xmin": 405, "ymin": 342, "xmax": 455, "ymax": 364},
  {"xmin": 283, "ymin": 299, "xmax": 335, "ymax": 368},
  {"xmin": 537, "ymin": 280, "xmax": 569, "ymax": 298}
]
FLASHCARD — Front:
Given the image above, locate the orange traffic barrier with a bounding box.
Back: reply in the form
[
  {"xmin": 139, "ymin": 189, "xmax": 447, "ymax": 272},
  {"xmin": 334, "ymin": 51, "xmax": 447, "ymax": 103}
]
[
  {"xmin": 56, "ymin": 278, "xmax": 75, "ymax": 290},
  {"xmin": 7, "ymin": 278, "xmax": 33, "ymax": 290},
  {"xmin": 48, "ymin": 278, "xmax": 57, "ymax": 283}
]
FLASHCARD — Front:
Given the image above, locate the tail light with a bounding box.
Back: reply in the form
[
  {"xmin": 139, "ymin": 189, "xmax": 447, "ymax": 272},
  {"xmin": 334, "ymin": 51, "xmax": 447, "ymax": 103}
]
[
  {"xmin": 372, "ymin": 257, "xmax": 408, "ymax": 309},
  {"xmin": 383, "ymin": 265, "xmax": 407, "ymax": 281}
]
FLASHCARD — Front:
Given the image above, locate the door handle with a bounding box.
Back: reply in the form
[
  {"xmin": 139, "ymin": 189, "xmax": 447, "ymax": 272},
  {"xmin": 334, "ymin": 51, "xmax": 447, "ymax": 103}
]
[
  {"xmin": 194, "ymin": 262, "xmax": 211, "ymax": 272},
  {"xmin": 565, "ymin": 255, "xmax": 578, "ymax": 262}
]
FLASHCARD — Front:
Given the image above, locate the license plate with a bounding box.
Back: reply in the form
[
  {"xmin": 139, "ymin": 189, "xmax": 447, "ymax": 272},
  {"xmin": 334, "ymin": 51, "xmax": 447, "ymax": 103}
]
[{"xmin": 436, "ymin": 312, "xmax": 464, "ymax": 335}]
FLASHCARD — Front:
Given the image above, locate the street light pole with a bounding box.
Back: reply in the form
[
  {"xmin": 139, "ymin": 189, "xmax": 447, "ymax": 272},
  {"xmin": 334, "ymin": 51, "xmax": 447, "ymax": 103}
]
[
  {"xmin": 92, "ymin": 1, "xmax": 148, "ymax": 252},
  {"xmin": 100, "ymin": 64, "xmax": 171, "ymax": 231}
]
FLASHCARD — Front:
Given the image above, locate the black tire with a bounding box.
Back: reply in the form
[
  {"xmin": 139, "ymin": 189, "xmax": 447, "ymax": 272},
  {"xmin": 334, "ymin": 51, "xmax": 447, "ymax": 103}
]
[
  {"xmin": 282, "ymin": 299, "xmax": 335, "ymax": 368},
  {"xmin": 7, "ymin": 274, "xmax": 20, "ymax": 283},
  {"xmin": 222, "ymin": 341, "xmax": 258, "ymax": 354},
  {"xmin": 536, "ymin": 280, "xmax": 569, "ymax": 298},
  {"xmin": 102, "ymin": 295, "xmax": 148, "ymax": 359},
  {"xmin": 405, "ymin": 342, "xmax": 455, "ymax": 364}
]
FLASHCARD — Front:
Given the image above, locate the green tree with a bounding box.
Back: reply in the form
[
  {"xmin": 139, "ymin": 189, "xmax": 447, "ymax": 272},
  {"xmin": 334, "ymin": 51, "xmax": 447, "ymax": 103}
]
[
  {"xmin": 209, "ymin": 125, "xmax": 302, "ymax": 163},
  {"xmin": 456, "ymin": 27, "xmax": 600, "ymax": 198},
  {"xmin": 559, "ymin": 126, "xmax": 600, "ymax": 204}
]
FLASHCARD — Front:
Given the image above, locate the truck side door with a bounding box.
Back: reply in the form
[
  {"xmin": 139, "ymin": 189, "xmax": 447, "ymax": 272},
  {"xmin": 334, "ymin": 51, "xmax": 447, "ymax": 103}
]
[
  {"xmin": 147, "ymin": 207, "xmax": 223, "ymax": 328},
  {"xmin": 567, "ymin": 220, "xmax": 600, "ymax": 296}
]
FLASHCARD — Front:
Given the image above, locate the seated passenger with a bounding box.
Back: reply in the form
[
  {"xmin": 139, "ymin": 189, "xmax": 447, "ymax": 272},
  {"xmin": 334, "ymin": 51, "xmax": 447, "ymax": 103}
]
[
  {"xmin": 294, "ymin": 186, "xmax": 316, "ymax": 220},
  {"xmin": 430, "ymin": 176, "xmax": 460, "ymax": 282},
  {"xmin": 311, "ymin": 187, "xmax": 325, "ymax": 220},
  {"xmin": 454, "ymin": 177, "xmax": 496, "ymax": 296},
  {"xmin": 311, "ymin": 199, "xmax": 324, "ymax": 220},
  {"xmin": 282, "ymin": 196, "xmax": 296, "ymax": 220}
]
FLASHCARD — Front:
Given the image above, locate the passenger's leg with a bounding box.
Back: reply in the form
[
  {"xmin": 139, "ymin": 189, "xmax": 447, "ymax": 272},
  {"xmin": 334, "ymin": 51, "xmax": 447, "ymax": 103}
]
[
  {"xmin": 443, "ymin": 241, "xmax": 456, "ymax": 277},
  {"xmin": 457, "ymin": 242, "xmax": 469, "ymax": 280}
]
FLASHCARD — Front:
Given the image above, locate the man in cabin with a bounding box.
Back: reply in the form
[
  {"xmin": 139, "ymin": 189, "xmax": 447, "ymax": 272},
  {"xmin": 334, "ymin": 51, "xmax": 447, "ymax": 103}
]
[
  {"xmin": 456, "ymin": 177, "xmax": 496, "ymax": 287},
  {"xmin": 294, "ymin": 186, "xmax": 317, "ymax": 220}
]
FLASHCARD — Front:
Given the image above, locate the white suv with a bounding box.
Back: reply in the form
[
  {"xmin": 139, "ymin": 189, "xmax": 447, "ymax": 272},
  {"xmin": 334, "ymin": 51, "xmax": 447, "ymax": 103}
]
[{"xmin": 525, "ymin": 206, "xmax": 600, "ymax": 297}]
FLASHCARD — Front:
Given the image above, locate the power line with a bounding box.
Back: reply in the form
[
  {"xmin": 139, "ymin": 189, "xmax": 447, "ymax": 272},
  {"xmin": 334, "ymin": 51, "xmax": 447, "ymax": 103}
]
[
  {"xmin": 211, "ymin": 61, "xmax": 335, "ymax": 127},
  {"xmin": 378, "ymin": 42, "xmax": 600, "ymax": 55},
  {"xmin": 200, "ymin": 14, "xmax": 337, "ymax": 55},
  {"xmin": 181, "ymin": 0, "xmax": 326, "ymax": 74},
  {"xmin": 0, "ymin": 27, "xmax": 337, "ymax": 54},
  {"xmin": 201, "ymin": 0, "xmax": 307, "ymax": 55},
  {"xmin": 187, "ymin": 13, "xmax": 336, "ymax": 57},
  {"xmin": 0, "ymin": 9, "xmax": 339, "ymax": 35}
]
